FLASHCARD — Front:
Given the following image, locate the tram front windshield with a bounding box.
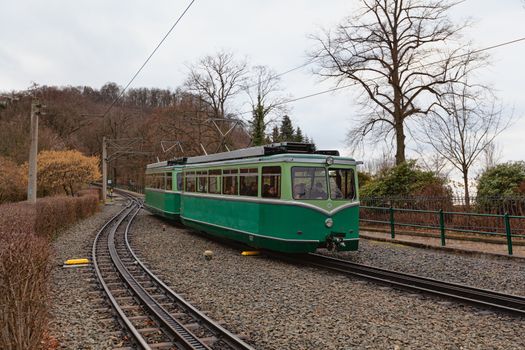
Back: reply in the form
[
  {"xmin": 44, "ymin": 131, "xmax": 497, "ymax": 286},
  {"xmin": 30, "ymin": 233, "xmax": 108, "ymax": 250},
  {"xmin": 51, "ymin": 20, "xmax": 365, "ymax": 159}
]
[
  {"xmin": 328, "ymin": 168, "xmax": 356, "ymax": 200},
  {"xmin": 292, "ymin": 167, "xmax": 328, "ymax": 200}
]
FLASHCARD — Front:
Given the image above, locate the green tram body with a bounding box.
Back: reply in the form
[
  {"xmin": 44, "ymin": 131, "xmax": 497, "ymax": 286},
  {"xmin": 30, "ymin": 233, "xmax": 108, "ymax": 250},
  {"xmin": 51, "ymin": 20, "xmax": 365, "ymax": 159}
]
[{"xmin": 144, "ymin": 144, "xmax": 360, "ymax": 253}]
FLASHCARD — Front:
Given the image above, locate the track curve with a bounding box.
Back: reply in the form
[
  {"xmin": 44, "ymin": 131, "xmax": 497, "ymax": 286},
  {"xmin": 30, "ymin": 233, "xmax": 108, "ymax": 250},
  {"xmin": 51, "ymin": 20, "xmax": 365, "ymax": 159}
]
[{"xmin": 92, "ymin": 194, "xmax": 254, "ymax": 349}]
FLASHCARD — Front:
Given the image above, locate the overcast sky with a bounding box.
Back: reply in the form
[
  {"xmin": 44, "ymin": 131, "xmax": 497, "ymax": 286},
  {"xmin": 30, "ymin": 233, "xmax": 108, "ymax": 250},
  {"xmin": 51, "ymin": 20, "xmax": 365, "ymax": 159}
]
[{"xmin": 1, "ymin": 0, "xmax": 524, "ymax": 170}]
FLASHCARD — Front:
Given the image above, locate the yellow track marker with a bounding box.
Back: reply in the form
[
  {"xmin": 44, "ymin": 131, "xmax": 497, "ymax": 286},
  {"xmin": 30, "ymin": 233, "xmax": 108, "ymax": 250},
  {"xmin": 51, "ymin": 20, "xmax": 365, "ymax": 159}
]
[
  {"xmin": 241, "ymin": 251, "xmax": 260, "ymax": 256},
  {"xmin": 64, "ymin": 258, "xmax": 90, "ymax": 265}
]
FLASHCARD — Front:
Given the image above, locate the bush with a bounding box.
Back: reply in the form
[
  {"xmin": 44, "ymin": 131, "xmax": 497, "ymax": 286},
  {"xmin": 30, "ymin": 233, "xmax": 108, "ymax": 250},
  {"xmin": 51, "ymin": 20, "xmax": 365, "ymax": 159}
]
[
  {"xmin": 0, "ymin": 202, "xmax": 36, "ymax": 235},
  {"xmin": 35, "ymin": 191, "xmax": 99, "ymax": 238},
  {"xmin": 477, "ymin": 162, "xmax": 525, "ymax": 198},
  {"xmin": 357, "ymin": 171, "xmax": 372, "ymax": 190},
  {"xmin": 22, "ymin": 150, "xmax": 101, "ymax": 197},
  {"xmin": 361, "ymin": 160, "xmax": 451, "ymax": 198},
  {"xmin": 78, "ymin": 187, "xmax": 103, "ymax": 201},
  {"xmin": 0, "ymin": 190, "xmax": 99, "ymax": 348},
  {"xmin": 0, "ymin": 156, "xmax": 26, "ymax": 204},
  {"xmin": 476, "ymin": 162, "xmax": 525, "ymax": 214},
  {"xmin": 0, "ymin": 232, "xmax": 50, "ymax": 350},
  {"xmin": 0, "ymin": 190, "xmax": 99, "ymax": 238}
]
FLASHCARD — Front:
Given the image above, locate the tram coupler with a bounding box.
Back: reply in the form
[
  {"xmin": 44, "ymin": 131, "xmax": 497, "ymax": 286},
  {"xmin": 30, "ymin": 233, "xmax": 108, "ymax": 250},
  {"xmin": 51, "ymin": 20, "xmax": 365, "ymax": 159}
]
[{"xmin": 326, "ymin": 233, "xmax": 346, "ymax": 251}]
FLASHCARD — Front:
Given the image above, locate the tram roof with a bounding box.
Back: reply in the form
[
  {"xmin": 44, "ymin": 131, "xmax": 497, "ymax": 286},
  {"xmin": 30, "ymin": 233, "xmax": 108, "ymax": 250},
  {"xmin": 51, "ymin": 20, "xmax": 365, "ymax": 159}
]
[{"xmin": 146, "ymin": 142, "xmax": 357, "ymax": 169}]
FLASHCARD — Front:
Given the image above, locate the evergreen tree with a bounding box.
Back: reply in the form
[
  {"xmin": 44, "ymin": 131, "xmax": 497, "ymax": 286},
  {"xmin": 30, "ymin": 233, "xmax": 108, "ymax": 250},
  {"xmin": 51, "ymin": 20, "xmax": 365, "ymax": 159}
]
[
  {"xmin": 250, "ymin": 97, "xmax": 266, "ymax": 146},
  {"xmin": 279, "ymin": 115, "xmax": 294, "ymax": 142},
  {"xmin": 294, "ymin": 127, "xmax": 304, "ymax": 142},
  {"xmin": 271, "ymin": 126, "xmax": 280, "ymax": 143}
]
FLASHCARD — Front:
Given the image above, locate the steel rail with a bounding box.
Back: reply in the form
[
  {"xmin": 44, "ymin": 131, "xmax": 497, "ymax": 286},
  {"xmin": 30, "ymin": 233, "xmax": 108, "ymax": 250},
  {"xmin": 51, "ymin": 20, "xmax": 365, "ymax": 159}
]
[
  {"xmin": 92, "ymin": 201, "xmax": 152, "ymax": 350},
  {"xmin": 108, "ymin": 204, "xmax": 211, "ymax": 350},
  {"xmin": 276, "ymin": 252, "xmax": 525, "ymax": 316},
  {"xmin": 112, "ymin": 191, "xmax": 254, "ymax": 349},
  {"xmin": 124, "ymin": 200, "xmax": 255, "ymax": 350}
]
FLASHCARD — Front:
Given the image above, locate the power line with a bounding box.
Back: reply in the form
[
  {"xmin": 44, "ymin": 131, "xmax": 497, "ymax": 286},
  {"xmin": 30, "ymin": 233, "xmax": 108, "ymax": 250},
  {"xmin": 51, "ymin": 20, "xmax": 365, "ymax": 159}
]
[
  {"xmin": 102, "ymin": 0, "xmax": 197, "ymax": 118},
  {"xmin": 240, "ymin": 36, "xmax": 525, "ymax": 116},
  {"xmin": 245, "ymin": 57, "xmax": 319, "ymax": 89}
]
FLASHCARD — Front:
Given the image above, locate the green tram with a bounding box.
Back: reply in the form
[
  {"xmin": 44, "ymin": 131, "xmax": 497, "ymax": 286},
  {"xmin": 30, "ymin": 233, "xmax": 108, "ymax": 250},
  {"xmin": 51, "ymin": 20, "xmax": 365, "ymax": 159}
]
[
  {"xmin": 144, "ymin": 162, "xmax": 183, "ymax": 220},
  {"xmin": 144, "ymin": 143, "xmax": 360, "ymax": 253}
]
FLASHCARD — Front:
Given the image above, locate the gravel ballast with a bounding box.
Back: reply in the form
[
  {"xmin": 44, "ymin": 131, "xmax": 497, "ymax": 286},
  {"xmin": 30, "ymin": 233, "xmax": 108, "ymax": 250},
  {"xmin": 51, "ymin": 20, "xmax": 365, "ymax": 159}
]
[
  {"xmin": 48, "ymin": 201, "xmax": 125, "ymax": 349},
  {"xmin": 322, "ymin": 238, "xmax": 525, "ymax": 296},
  {"xmin": 131, "ymin": 211, "xmax": 525, "ymax": 350}
]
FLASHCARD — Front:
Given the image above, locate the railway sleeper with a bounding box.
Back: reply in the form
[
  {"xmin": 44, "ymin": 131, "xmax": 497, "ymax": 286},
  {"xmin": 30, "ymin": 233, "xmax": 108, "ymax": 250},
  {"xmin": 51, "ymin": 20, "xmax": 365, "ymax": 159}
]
[
  {"xmin": 200, "ymin": 336, "xmax": 219, "ymax": 346},
  {"xmin": 180, "ymin": 322, "xmax": 200, "ymax": 331},
  {"xmin": 137, "ymin": 327, "xmax": 162, "ymax": 335},
  {"xmin": 148, "ymin": 342, "xmax": 174, "ymax": 349}
]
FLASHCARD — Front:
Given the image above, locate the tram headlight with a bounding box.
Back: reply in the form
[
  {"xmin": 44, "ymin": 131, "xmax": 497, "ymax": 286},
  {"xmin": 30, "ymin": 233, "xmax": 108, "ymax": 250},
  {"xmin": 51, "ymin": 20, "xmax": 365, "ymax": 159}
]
[
  {"xmin": 326, "ymin": 156, "xmax": 334, "ymax": 165},
  {"xmin": 325, "ymin": 218, "xmax": 333, "ymax": 228}
]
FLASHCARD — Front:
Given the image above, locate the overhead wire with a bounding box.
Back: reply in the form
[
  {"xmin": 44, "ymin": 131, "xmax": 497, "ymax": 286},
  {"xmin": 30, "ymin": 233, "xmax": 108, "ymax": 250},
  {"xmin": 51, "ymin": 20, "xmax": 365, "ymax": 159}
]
[
  {"xmin": 239, "ymin": 35, "xmax": 525, "ymax": 116},
  {"xmin": 101, "ymin": 0, "xmax": 197, "ymax": 118}
]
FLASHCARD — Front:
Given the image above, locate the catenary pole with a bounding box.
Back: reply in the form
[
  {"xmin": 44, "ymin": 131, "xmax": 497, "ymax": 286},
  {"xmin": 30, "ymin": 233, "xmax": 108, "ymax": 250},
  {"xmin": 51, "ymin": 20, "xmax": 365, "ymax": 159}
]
[
  {"xmin": 27, "ymin": 99, "xmax": 39, "ymax": 203},
  {"xmin": 102, "ymin": 136, "xmax": 107, "ymax": 202}
]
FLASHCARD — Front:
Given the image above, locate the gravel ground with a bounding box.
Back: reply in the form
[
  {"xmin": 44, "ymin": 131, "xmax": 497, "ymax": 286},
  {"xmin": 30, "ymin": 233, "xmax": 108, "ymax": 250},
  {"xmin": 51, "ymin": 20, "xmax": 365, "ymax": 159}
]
[
  {"xmin": 321, "ymin": 238, "xmax": 525, "ymax": 296},
  {"xmin": 131, "ymin": 211, "xmax": 525, "ymax": 350},
  {"xmin": 48, "ymin": 200, "xmax": 126, "ymax": 349}
]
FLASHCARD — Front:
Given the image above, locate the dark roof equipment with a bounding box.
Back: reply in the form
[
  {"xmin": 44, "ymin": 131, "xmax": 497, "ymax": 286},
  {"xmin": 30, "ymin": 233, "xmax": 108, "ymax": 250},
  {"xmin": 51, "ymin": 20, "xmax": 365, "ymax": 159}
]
[{"xmin": 147, "ymin": 142, "xmax": 343, "ymax": 168}]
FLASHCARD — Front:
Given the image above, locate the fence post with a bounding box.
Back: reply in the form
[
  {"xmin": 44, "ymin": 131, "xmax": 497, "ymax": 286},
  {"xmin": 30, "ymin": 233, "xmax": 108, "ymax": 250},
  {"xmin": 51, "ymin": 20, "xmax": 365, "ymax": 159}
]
[
  {"xmin": 439, "ymin": 209, "xmax": 446, "ymax": 246},
  {"xmin": 504, "ymin": 213, "xmax": 513, "ymax": 256},
  {"xmin": 389, "ymin": 207, "xmax": 395, "ymax": 239}
]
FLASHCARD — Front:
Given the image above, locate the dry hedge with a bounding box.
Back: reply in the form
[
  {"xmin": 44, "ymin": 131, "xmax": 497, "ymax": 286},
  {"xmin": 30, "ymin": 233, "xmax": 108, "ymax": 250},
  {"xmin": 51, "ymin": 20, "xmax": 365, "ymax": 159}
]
[
  {"xmin": 0, "ymin": 232, "xmax": 50, "ymax": 350},
  {"xmin": 0, "ymin": 189, "xmax": 100, "ymax": 349}
]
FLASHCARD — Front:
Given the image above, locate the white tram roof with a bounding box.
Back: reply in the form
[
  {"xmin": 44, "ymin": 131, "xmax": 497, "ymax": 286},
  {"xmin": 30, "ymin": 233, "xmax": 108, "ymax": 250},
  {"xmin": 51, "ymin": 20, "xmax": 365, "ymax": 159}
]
[{"xmin": 146, "ymin": 142, "xmax": 359, "ymax": 169}]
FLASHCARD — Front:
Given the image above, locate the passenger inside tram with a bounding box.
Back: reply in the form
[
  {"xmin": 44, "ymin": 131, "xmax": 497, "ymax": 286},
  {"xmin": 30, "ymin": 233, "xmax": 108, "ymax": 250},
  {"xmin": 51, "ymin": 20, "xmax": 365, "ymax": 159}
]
[
  {"xmin": 311, "ymin": 182, "xmax": 327, "ymax": 199},
  {"xmin": 293, "ymin": 183, "xmax": 306, "ymax": 199}
]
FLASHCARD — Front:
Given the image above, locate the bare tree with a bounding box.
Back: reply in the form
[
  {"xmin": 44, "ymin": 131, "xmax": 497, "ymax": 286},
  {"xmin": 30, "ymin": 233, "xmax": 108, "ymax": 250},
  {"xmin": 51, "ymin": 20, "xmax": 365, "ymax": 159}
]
[
  {"xmin": 310, "ymin": 0, "xmax": 484, "ymax": 165},
  {"xmin": 481, "ymin": 141, "xmax": 502, "ymax": 172},
  {"xmin": 413, "ymin": 145, "xmax": 451, "ymax": 178},
  {"xmin": 362, "ymin": 149, "xmax": 395, "ymax": 175},
  {"xmin": 243, "ymin": 65, "xmax": 288, "ymax": 145},
  {"xmin": 420, "ymin": 81, "xmax": 510, "ymax": 207},
  {"xmin": 185, "ymin": 50, "xmax": 248, "ymax": 120}
]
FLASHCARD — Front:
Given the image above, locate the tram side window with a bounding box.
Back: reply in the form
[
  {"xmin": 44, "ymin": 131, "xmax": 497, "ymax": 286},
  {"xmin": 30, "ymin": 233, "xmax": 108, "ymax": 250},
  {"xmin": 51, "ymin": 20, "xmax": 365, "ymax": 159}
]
[
  {"xmin": 262, "ymin": 166, "xmax": 281, "ymax": 198},
  {"xmin": 166, "ymin": 172, "xmax": 173, "ymax": 190},
  {"xmin": 147, "ymin": 174, "xmax": 155, "ymax": 188},
  {"xmin": 292, "ymin": 167, "xmax": 328, "ymax": 200},
  {"xmin": 222, "ymin": 169, "xmax": 239, "ymax": 195},
  {"xmin": 154, "ymin": 174, "xmax": 164, "ymax": 189},
  {"xmin": 196, "ymin": 170, "xmax": 208, "ymax": 193},
  {"xmin": 176, "ymin": 173, "xmax": 182, "ymax": 191},
  {"xmin": 159, "ymin": 174, "xmax": 165, "ymax": 189},
  {"xmin": 185, "ymin": 171, "xmax": 196, "ymax": 192},
  {"xmin": 208, "ymin": 170, "xmax": 221, "ymax": 194},
  {"xmin": 146, "ymin": 174, "xmax": 164, "ymax": 189},
  {"xmin": 240, "ymin": 168, "xmax": 258, "ymax": 197},
  {"xmin": 329, "ymin": 168, "xmax": 356, "ymax": 200}
]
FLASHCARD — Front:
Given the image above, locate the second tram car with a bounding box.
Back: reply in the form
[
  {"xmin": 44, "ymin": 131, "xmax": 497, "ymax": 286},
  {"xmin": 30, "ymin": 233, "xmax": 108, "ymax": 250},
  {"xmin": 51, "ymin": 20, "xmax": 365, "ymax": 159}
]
[{"xmin": 144, "ymin": 143, "xmax": 360, "ymax": 253}]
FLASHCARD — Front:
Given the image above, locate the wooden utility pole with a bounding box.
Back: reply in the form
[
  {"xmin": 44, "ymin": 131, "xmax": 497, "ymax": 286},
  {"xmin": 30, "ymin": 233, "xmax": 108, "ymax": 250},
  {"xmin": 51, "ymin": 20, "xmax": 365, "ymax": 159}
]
[
  {"xmin": 27, "ymin": 99, "xmax": 41, "ymax": 203},
  {"xmin": 102, "ymin": 136, "xmax": 107, "ymax": 202}
]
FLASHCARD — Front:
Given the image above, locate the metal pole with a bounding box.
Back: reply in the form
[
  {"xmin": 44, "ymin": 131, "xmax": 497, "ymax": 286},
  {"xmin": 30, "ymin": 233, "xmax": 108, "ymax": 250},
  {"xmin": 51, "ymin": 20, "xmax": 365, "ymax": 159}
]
[
  {"xmin": 389, "ymin": 207, "xmax": 395, "ymax": 239},
  {"xmin": 439, "ymin": 209, "xmax": 446, "ymax": 246},
  {"xmin": 102, "ymin": 136, "xmax": 107, "ymax": 203},
  {"xmin": 504, "ymin": 213, "xmax": 513, "ymax": 256},
  {"xmin": 27, "ymin": 100, "xmax": 39, "ymax": 203}
]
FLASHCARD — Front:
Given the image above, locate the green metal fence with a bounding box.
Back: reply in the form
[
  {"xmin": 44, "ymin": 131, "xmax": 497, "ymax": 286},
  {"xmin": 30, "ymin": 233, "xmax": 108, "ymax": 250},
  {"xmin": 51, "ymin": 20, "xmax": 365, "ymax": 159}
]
[{"xmin": 360, "ymin": 206, "xmax": 525, "ymax": 255}]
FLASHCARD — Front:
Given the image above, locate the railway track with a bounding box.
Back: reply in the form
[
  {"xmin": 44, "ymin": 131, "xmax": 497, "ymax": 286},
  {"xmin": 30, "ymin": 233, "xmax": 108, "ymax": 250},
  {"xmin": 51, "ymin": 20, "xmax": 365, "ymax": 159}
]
[
  {"xmin": 269, "ymin": 252, "xmax": 525, "ymax": 316},
  {"xmin": 92, "ymin": 195, "xmax": 254, "ymax": 350},
  {"xmin": 102, "ymin": 187, "xmax": 524, "ymax": 319}
]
